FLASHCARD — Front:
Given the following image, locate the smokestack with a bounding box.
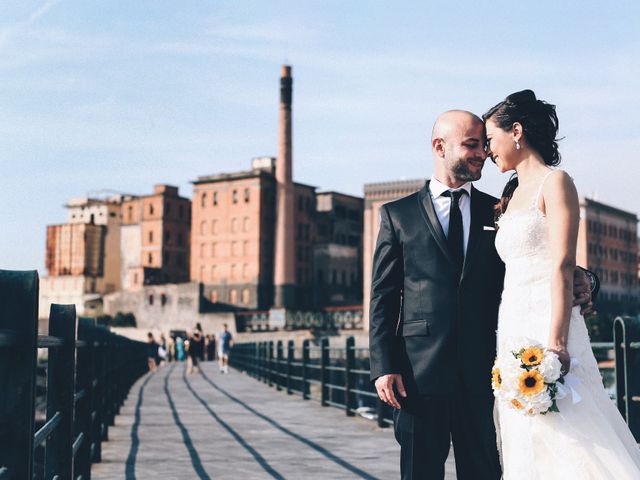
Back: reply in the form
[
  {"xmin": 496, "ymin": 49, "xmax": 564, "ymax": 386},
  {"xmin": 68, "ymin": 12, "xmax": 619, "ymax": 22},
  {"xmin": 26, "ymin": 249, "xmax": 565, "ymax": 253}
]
[{"xmin": 273, "ymin": 65, "xmax": 296, "ymax": 308}]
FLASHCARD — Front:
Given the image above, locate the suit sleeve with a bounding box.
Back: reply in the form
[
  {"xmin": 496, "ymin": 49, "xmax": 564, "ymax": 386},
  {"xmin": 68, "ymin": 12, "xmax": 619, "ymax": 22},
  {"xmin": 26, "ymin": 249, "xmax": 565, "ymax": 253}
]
[{"xmin": 369, "ymin": 204, "xmax": 403, "ymax": 381}]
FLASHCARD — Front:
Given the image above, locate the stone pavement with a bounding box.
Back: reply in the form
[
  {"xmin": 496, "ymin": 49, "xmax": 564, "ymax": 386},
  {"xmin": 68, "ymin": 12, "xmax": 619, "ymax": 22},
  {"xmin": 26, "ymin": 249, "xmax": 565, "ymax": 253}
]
[{"xmin": 92, "ymin": 362, "xmax": 457, "ymax": 479}]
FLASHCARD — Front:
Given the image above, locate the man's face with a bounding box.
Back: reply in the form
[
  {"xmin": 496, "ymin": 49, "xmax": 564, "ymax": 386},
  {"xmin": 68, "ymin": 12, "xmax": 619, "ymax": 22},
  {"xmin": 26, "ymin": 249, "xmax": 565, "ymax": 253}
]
[{"xmin": 443, "ymin": 120, "xmax": 487, "ymax": 182}]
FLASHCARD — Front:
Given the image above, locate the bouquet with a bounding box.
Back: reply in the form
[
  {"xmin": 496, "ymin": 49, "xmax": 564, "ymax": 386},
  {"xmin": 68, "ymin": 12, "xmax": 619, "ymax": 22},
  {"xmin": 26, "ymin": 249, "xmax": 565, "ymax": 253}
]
[{"xmin": 492, "ymin": 338, "xmax": 564, "ymax": 416}]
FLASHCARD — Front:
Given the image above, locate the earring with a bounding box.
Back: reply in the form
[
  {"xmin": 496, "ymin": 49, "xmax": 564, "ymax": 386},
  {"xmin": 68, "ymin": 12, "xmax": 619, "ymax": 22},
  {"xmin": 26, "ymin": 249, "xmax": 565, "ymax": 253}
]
[{"xmin": 515, "ymin": 140, "xmax": 521, "ymax": 150}]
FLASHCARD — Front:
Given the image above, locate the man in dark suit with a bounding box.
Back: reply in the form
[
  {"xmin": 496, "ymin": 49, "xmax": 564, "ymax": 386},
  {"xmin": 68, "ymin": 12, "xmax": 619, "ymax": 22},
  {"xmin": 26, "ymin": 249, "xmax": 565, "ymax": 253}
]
[{"xmin": 369, "ymin": 110, "xmax": 594, "ymax": 479}]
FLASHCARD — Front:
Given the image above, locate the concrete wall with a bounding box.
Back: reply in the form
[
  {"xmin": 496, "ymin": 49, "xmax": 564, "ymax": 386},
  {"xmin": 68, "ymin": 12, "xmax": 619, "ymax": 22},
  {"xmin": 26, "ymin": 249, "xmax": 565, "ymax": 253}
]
[{"xmin": 103, "ymin": 281, "xmax": 236, "ymax": 334}]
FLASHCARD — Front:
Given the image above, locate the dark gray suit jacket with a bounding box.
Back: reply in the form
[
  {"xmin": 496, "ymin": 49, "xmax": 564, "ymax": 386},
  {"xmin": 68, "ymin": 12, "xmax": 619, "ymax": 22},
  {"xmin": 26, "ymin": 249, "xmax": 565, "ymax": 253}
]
[{"xmin": 369, "ymin": 181, "xmax": 505, "ymax": 396}]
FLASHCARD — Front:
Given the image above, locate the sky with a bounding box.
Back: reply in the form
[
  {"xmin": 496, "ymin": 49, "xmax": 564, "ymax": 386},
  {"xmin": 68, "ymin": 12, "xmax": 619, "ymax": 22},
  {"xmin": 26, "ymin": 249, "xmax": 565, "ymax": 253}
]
[{"xmin": 1, "ymin": 1, "xmax": 639, "ymax": 272}]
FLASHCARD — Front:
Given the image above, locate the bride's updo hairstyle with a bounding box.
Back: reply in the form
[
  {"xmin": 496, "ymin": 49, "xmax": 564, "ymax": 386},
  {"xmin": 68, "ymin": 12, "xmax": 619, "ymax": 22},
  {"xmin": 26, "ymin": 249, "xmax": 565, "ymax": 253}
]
[{"xmin": 483, "ymin": 89, "xmax": 561, "ymax": 220}]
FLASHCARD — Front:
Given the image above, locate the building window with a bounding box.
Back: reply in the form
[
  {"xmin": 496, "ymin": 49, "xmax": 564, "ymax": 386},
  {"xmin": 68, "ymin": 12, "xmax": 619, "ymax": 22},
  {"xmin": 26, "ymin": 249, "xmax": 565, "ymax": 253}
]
[
  {"xmin": 201, "ymin": 192, "xmax": 207, "ymax": 208},
  {"xmin": 149, "ymin": 204, "xmax": 154, "ymax": 215},
  {"xmin": 128, "ymin": 206, "xmax": 133, "ymax": 221},
  {"xmin": 232, "ymin": 190, "xmax": 238, "ymax": 204},
  {"xmin": 241, "ymin": 288, "xmax": 250, "ymax": 304},
  {"xmin": 199, "ymin": 266, "xmax": 205, "ymax": 282},
  {"xmin": 200, "ymin": 243, "xmax": 206, "ymax": 257},
  {"xmin": 243, "ymin": 217, "xmax": 250, "ymax": 232},
  {"xmin": 229, "ymin": 289, "xmax": 238, "ymax": 303},
  {"xmin": 149, "ymin": 230, "xmax": 154, "ymax": 243},
  {"xmin": 210, "ymin": 290, "xmax": 218, "ymax": 303},
  {"xmin": 244, "ymin": 188, "xmax": 250, "ymax": 203},
  {"xmin": 243, "ymin": 240, "xmax": 249, "ymax": 256},
  {"xmin": 200, "ymin": 220, "xmax": 207, "ymax": 235},
  {"xmin": 211, "ymin": 220, "xmax": 218, "ymax": 234},
  {"xmin": 148, "ymin": 253, "xmax": 153, "ymax": 265},
  {"xmin": 231, "ymin": 218, "xmax": 238, "ymax": 233},
  {"xmin": 211, "ymin": 243, "xmax": 217, "ymax": 257}
]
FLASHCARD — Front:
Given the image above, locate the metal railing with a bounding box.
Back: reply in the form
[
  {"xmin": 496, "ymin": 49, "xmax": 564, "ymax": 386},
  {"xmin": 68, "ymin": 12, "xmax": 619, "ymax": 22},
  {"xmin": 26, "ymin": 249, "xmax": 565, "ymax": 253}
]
[
  {"xmin": 230, "ymin": 337, "xmax": 393, "ymax": 427},
  {"xmin": 230, "ymin": 317, "xmax": 640, "ymax": 440},
  {"xmin": 0, "ymin": 270, "xmax": 149, "ymax": 480}
]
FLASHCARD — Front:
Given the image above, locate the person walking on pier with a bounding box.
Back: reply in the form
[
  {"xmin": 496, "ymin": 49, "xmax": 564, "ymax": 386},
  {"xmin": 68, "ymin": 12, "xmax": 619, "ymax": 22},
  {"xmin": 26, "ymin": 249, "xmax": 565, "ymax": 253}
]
[
  {"xmin": 217, "ymin": 323, "xmax": 233, "ymax": 374},
  {"xmin": 187, "ymin": 329, "xmax": 204, "ymax": 374},
  {"xmin": 146, "ymin": 332, "xmax": 158, "ymax": 373}
]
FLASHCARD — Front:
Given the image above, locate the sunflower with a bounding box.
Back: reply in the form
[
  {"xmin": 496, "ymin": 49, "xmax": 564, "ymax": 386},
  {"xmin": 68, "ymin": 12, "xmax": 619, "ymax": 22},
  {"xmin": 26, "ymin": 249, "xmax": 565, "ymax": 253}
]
[
  {"xmin": 511, "ymin": 399, "xmax": 524, "ymax": 409},
  {"xmin": 518, "ymin": 370, "xmax": 545, "ymax": 396},
  {"xmin": 491, "ymin": 368, "xmax": 502, "ymax": 389},
  {"xmin": 520, "ymin": 347, "xmax": 544, "ymax": 367}
]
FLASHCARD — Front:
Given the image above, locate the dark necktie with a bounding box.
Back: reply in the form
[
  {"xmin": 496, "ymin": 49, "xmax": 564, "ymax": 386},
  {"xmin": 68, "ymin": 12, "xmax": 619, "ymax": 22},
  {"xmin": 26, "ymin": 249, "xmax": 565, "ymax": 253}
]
[{"xmin": 443, "ymin": 190, "xmax": 465, "ymax": 273}]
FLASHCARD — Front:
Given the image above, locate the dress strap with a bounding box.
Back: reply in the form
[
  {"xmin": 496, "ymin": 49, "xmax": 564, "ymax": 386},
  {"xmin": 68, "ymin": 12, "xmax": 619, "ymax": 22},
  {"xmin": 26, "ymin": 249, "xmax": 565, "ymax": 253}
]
[{"xmin": 533, "ymin": 169, "xmax": 557, "ymax": 209}]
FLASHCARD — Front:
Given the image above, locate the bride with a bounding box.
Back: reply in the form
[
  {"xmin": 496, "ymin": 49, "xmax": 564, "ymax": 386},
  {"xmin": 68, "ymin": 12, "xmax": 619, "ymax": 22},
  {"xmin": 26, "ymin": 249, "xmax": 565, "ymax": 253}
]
[{"xmin": 484, "ymin": 90, "xmax": 640, "ymax": 479}]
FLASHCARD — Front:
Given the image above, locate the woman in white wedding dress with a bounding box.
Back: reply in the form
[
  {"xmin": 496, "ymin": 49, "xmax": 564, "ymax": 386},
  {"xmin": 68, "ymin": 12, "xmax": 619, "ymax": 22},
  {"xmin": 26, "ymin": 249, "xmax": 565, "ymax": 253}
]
[{"xmin": 484, "ymin": 90, "xmax": 640, "ymax": 479}]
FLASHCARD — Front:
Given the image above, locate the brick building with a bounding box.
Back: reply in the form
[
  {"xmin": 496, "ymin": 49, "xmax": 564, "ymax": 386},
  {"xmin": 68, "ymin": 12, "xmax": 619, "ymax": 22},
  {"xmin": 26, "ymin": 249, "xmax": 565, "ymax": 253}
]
[
  {"xmin": 577, "ymin": 197, "xmax": 639, "ymax": 313},
  {"xmin": 40, "ymin": 195, "xmax": 125, "ymax": 317},
  {"xmin": 121, "ymin": 184, "xmax": 191, "ymax": 290},
  {"xmin": 190, "ymin": 157, "xmax": 324, "ymax": 310}
]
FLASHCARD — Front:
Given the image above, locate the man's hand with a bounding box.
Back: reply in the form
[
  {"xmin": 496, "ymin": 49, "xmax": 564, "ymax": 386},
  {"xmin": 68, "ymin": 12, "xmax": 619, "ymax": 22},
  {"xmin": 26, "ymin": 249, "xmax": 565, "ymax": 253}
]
[
  {"xmin": 573, "ymin": 268, "xmax": 594, "ymax": 316},
  {"xmin": 374, "ymin": 374, "xmax": 407, "ymax": 409}
]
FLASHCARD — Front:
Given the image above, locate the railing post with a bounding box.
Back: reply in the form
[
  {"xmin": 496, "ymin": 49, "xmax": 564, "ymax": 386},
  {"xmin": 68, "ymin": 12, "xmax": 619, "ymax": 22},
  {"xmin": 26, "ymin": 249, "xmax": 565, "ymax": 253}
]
[
  {"xmin": 345, "ymin": 336, "xmax": 355, "ymax": 416},
  {"xmin": 286, "ymin": 340, "xmax": 294, "ymax": 395},
  {"xmin": 75, "ymin": 317, "xmax": 96, "ymax": 479},
  {"xmin": 321, "ymin": 337, "xmax": 329, "ymax": 407},
  {"xmin": 261, "ymin": 342, "xmax": 267, "ymax": 384},
  {"xmin": 614, "ymin": 316, "xmax": 628, "ymax": 421},
  {"xmin": 302, "ymin": 339, "xmax": 309, "ymax": 400},
  {"xmin": 0, "ymin": 270, "xmax": 38, "ymax": 480},
  {"xmin": 276, "ymin": 340, "xmax": 284, "ymax": 391},
  {"xmin": 45, "ymin": 304, "xmax": 77, "ymax": 480},
  {"xmin": 268, "ymin": 341, "xmax": 274, "ymax": 387}
]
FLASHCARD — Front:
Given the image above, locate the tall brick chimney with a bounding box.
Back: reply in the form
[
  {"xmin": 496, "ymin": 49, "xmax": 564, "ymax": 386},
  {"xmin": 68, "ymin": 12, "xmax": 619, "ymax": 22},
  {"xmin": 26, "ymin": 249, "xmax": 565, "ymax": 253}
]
[{"xmin": 273, "ymin": 65, "xmax": 296, "ymax": 308}]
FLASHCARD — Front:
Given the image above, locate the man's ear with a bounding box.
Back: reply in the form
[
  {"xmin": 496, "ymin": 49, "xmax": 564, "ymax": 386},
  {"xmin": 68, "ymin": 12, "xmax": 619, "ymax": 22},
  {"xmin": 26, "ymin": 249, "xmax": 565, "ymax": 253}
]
[{"xmin": 432, "ymin": 137, "xmax": 446, "ymax": 158}]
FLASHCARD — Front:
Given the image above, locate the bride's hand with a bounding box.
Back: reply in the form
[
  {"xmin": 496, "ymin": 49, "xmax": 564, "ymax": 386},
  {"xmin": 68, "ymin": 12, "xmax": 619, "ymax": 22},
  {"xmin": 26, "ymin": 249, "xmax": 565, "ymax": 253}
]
[{"xmin": 549, "ymin": 347, "xmax": 571, "ymax": 376}]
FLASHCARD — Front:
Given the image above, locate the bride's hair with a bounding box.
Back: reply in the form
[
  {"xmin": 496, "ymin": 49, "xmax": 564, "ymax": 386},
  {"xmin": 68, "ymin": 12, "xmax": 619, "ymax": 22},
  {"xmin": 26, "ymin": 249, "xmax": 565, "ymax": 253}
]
[{"xmin": 483, "ymin": 89, "xmax": 561, "ymax": 220}]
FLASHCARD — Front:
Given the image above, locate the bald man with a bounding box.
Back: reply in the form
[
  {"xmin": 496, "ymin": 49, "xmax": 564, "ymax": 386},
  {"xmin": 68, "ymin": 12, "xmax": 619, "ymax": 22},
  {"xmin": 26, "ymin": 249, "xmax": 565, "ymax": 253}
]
[
  {"xmin": 369, "ymin": 111, "xmax": 594, "ymax": 479},
  {"xmin": 369, "ymin": 111, "xmax": 501, "ymax": 479}
]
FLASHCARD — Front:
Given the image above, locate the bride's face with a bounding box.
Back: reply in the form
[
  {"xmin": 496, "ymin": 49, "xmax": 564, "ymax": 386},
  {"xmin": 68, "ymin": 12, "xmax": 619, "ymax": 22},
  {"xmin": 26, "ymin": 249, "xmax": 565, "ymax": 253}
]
[{"xmin": 485, "ymin": 119, "xmax": 517, "ymax": 173}]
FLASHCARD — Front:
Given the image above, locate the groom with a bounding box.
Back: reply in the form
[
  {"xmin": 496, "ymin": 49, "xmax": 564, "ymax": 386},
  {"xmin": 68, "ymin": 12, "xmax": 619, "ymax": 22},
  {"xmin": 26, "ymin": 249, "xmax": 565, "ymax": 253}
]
[{"xmin": 369, "ymin": 110, "xmax": 594, "ymax": 479}]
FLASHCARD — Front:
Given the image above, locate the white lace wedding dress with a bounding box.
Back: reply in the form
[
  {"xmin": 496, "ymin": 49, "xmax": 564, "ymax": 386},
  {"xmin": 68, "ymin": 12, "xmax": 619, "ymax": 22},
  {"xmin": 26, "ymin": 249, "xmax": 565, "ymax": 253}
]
[{"xmin": 494, "ymin": 170, "xmax": 640, "ymax": 479}]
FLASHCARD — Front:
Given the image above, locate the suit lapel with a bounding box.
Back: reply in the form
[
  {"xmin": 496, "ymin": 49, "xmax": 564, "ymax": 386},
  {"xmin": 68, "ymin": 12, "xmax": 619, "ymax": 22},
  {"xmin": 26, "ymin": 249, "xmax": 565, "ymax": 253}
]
[
  {"xmin": 461, "ymin": 186, "xmax": 487, "ymax": 281},
  {"xmin": 417, "ymin": 181, "xmax": 455, "ymax": 266}
]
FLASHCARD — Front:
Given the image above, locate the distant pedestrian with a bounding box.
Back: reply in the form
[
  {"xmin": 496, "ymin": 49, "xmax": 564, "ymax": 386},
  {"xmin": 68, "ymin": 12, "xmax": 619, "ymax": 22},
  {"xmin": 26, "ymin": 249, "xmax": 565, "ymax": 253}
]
[
  {"xmin": 175, "ymin": 336, "xmax": 185, "ymax": 362},
  {"xmin": 187, "ymin": 329, "xmax": 205, "ymax": 374},
  {"xmin": 217, "ymin": 324, "xmax": 233, "ymax": 374},
  {"xmin": 146, "ymin": 332, "xmax": 158, "ymax": 373},
  {"xmin": 158, "ymin": 333, "xmax": 168, "ymax": 366}
]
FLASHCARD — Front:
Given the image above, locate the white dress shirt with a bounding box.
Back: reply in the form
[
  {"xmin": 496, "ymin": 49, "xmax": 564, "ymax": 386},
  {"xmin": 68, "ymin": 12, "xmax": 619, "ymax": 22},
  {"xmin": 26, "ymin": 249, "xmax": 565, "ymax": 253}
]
[{"xmin": 429, "ymin": 175, "xmax": 472, "ymax": 256}]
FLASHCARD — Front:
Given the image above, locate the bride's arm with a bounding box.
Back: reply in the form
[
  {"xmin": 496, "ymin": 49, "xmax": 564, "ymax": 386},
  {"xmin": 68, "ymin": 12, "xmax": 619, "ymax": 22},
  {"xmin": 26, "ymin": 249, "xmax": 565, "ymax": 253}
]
[{"xmin": 543, "ymin": 170, "xmax": 580, "ymax": 373}]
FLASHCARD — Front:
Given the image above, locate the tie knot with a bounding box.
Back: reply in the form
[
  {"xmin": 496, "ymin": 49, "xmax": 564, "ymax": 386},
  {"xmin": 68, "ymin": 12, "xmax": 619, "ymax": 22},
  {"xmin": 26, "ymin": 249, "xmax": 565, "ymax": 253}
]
[{"xmin": 443, "ymin": 189, "xmax": 466, "ymax": 204}]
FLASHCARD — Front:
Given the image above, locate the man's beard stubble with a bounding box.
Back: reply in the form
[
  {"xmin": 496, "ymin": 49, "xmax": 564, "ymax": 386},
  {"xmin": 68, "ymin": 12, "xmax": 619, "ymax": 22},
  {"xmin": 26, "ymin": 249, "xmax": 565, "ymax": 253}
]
[{"xmin": 449, "ymin": 157, "xmax": 482, "ymax": 182}]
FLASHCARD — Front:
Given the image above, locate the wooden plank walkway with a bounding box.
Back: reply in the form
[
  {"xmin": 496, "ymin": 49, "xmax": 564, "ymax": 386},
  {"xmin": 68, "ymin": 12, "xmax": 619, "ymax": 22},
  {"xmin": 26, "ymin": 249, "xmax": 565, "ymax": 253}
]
[{"xmin": 92, "ymin": 362, "xmax": 457, "ymax": 479}]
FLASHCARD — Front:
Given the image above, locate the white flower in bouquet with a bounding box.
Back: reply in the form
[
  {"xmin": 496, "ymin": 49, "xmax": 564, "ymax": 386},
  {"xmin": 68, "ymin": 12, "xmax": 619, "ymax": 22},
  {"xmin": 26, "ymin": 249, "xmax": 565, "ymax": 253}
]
[{"xmin": 538, "ymin": 350, "xmax": 562, "ymax": 383}]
